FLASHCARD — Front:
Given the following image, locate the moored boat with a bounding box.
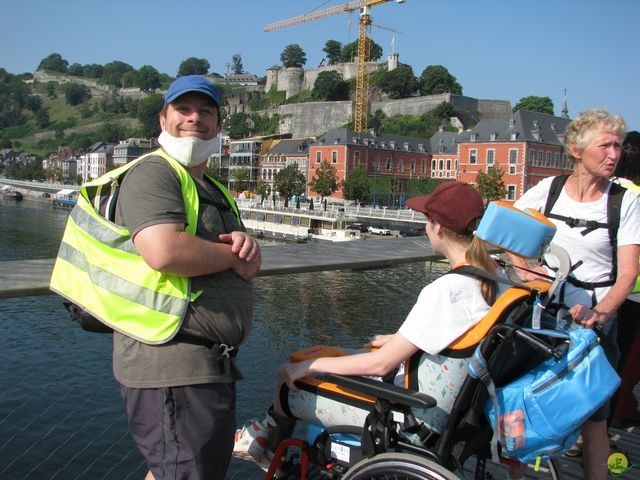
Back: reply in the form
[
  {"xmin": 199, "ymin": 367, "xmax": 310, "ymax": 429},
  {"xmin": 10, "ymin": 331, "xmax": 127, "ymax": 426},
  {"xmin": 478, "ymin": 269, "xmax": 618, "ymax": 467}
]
[
  {"xmin": 0, "ymin": 185, "xmax": 23, "ymax": 200},
  {"xmin": 52, "ymin": 189, "xmax": 78, "ymax": 209}
]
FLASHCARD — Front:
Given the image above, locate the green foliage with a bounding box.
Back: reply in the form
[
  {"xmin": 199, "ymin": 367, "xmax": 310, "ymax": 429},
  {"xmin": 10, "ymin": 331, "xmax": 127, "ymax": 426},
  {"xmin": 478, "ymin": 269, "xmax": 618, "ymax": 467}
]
[
  {"xmin": 45, "ymin": 81, "xmax": 57, "ymax": 98},
  {"xmin": 250, "ymin": 113, "xmax": 280, "ymax": 135},
  {"xmin": 178, "ymin": 57, "xmax": 211, "ymax": 77},
  {"xmin": 374, "ymin": 64, "xmax": 418, "ymax": 99},
  {"xmin": 62, "ymin": 83, "xmax": 91, "ymax": 106},
  {"xmin": 342, "ymin": 164, "xmax": 370, "ymax": 202},
  {"xmin": 275, "ymin": 164, "xmax": 306, "ymax": 199},
  {"xmin": 513, "ymin": 96, "xmax": 554, "ymax": 115},
  {"xmin": 406, "ymin": 178, "xmax": 447, "ymax": 195},
  {"xmin": 419, "ymin": 65, "xmax": 462, "ymax": 95},
  {"xmin": 248, "ymin": 87, "xmax": 286, "ymax": 110},
  {"xmin": 83, "ymin": 64, "xmax": 105, "ymax": 78},
  {"xmin": 0, "ymin": 68, "xmax": 35, "ymax": 128},
  {"xmin": 227, "ymin": 113, "xmax": 250, "ymax": 138},
  {"xmin": 323, "ymin": 40, "xmax": 343, "ymax": 65},
  {"xmin": 309, "ymin": 160, "xmax": 339, "ymax": 199},
  {"xmin": 341, "ymin": 38, "xmax": 383, "ymax": 62},
  {"xmin": 476, "ymin": 167, "xmax": 507, "ymax": 201},
  {"xmin": 137, "ymin": 94, "xmax": 164, "ymax": 138},
  {"xmin": 135, "ymin": 65, "xmax": 161, "ymax": 91},
  {"xmin": 37, "ymin": 53, "xmax": 68, "ymax": 73},
  {"xmin": 312, "ymin": 71, "xmax": 350, "ymax": 101},
  {"xmin": 280, "ymin": 44, "xmax": 307, "ymax": 68},
  {"xmin": 283, "ymin": 89, "xmax": 315, "ymax": 104},
  {"xmin": 368, "ymin": 102, "xmax": 455, "ymax": 138},
  {"xmin": 232, "ymin": 165, "xmax": 250, "ymax": 192},
  {"xmin": 206, "ymin": 162, "xmax": 228, "ymax": 184},
  {"xmin": 102, "ymin": 61, "xmax": 134, "ymax": 87},
  {"xmin": 6, "ymin": 158, "xmax": 44, "ymax": 180},
  {"xmin": 232, "ymin": 54, "xmax": 244, "ymax": 74},
  {"xmin": 256, "ymin": 180, "xmax": 268, "ymax": 198},
  {"xmin": 67, "ymin": 63, "xmax": 84, "ymax": 76}
]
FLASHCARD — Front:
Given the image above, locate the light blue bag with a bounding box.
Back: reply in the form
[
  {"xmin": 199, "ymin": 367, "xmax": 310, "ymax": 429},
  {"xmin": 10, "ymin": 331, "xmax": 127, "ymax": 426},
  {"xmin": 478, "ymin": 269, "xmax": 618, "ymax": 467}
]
[{"xmin": 469, "ymin": 327, "xmax": 620, "ymax": 463}]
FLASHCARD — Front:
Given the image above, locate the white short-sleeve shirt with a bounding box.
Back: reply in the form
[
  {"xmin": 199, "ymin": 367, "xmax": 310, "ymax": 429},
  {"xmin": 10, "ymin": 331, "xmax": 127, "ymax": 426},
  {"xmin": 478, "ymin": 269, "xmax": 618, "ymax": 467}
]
[
  {"xmin": 398, "ymin": 273, "xmax": 493, "ymax": 355},
  {"xmin": 514, "ymin": 176, "xmax": 640, "ymax": 306}
]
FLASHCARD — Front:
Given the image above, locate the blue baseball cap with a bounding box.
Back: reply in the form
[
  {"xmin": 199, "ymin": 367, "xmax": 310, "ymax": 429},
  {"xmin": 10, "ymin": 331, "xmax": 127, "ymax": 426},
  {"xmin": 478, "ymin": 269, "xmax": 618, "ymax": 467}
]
[{"xmin": 164, "ymin": 75, "xmax": 221, "ymax": 108}]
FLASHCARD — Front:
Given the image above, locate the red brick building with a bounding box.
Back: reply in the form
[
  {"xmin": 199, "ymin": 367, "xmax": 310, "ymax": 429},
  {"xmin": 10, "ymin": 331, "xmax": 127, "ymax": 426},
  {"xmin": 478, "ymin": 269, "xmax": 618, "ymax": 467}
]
[
  {"xmin": 456, "ymin": 111, "xmax": 573, "ymax": 200},
  {"xmin": 307, "ymin": 128, "xmax": 432, "ymax": 201}
]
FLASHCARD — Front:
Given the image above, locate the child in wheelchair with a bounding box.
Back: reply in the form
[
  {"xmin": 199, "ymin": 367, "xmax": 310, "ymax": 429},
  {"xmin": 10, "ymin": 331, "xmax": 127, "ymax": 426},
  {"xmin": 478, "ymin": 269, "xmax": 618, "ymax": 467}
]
[
  {"xmin": 234, "ymin": 184, "xmax": 619, "ymax": 479},
  {"xmin": 234, "ymin": 182, "xmax": 504, "ymax": 466}
]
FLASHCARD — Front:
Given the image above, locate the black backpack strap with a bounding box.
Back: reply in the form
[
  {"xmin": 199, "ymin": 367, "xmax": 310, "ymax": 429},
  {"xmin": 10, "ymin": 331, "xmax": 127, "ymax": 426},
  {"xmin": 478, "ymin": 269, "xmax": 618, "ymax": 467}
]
[
  {"xmin": 543, "ymin": 175, "xmax": 568, "ymax": 217},
  {"xmin": 606, "ymin": 182, "xmax": 625, "ymax": 281}
]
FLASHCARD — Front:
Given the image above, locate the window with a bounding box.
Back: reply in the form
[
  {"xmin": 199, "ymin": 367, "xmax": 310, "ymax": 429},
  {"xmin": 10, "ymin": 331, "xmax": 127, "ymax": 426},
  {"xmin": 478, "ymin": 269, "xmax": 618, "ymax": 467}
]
[
  {"xmin": 354, "ymin": 151, "xmax": 360, "ymax": 164},
  {"xmin": 432, "ymin": 159, "xmax": 436, "ymax": 170},
  {"xmin": 537, "ymin": 151, "xmax": 544, "ymax": 167},
  {"xmin": 423, "ymin": 159, "xmax": 427, "ymax": 174},
  {"xmin": 487, "ymin": 149, "xmax": 495, "ymax": 166},
  {"xmin": 562, "ymin": 153, "xmax": 567, "ymax": 169},
  {"xmin": 316, "ymin": 151, "xmax": 322, "ymax": 164},
  {"xmin": 528, "ymin": 149, "xmax": 535, "ymax": 166},
  {"xmin": 469, "ymin": 149, "xmax": 477, "ymax": 164},
  {"xmin": 410, "ymin": 158, "xmax": 416, "ymax": 173},
  {"xmin": 509, "ymin": 166, "xmax": 516, "ymax": 175},
  {"xmin": 399, "ymin": 160, "xmax": 404, "ymax": 173},
  {"xmin": 507, "ymin": 185, "xmax": 516, "ymax": 200},
  {"xmin": 446, "ymin": 159, "xmax": 451, "ymax": 171},
  {"xmin": 545, "ymin": 151, "xmax": 551, "ymax": 167},
  {"xmin": 439, "ymin": 159, "xmax": 444, "ymax": 170},
  {"xmin": 375, "ymin": 155, "xmax": 381, "ymax": 172},
  {"xmin": 509, "ymin": 149, "xmax": 518, "ymax": 164},
  {"xmin": 331, "ymin": 151, "xmax": 338, "ymax": 164},
  {"xmin": 386, "ymin": 156, "xmax": 392, "ymax": 172},
  {"xmin": 554, "ymin": 152, "xmax": 560, "ymax": 168}
]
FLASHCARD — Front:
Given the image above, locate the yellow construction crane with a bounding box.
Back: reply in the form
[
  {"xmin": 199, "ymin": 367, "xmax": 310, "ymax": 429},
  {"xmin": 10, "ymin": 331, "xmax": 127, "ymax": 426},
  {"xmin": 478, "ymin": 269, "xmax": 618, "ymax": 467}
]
[{"xmin": 265, "ymin": 0, "xmax": 405, "ymax": 133}]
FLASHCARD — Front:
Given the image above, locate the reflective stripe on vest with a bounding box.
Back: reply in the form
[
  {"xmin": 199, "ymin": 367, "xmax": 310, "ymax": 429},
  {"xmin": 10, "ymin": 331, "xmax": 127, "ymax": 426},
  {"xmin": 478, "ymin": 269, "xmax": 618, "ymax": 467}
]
[{"xmin": 50, "ymin": 149, "xmax": 240, "ymax": 344}]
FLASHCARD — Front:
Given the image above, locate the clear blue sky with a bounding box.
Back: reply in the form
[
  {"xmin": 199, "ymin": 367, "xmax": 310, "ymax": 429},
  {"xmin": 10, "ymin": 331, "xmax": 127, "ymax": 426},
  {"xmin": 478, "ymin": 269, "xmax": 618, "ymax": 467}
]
[{"xmin": 4, "ymin": 0, "xmax": 639, "ymax": 129}]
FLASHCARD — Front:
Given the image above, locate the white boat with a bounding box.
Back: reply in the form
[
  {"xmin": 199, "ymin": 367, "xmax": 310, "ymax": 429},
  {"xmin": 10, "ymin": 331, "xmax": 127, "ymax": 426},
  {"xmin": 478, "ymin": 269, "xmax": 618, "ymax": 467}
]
[{"xmin": 240, "ymin": 203, "xmax": 362, "ymax": 242}]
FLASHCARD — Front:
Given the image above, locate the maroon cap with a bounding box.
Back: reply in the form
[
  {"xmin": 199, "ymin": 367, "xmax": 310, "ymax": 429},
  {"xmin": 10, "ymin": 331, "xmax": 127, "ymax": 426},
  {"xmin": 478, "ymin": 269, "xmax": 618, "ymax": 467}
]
[{"xmin": 406, "ymin": 182, "xmax": 484, "ymax": 234}]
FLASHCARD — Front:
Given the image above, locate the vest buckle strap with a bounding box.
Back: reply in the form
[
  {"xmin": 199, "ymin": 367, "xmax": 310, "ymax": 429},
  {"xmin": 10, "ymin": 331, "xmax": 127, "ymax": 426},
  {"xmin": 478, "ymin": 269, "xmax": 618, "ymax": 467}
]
[{"xmin": 219, "ymin": 343, "xmax": 236, "ymax": 358}]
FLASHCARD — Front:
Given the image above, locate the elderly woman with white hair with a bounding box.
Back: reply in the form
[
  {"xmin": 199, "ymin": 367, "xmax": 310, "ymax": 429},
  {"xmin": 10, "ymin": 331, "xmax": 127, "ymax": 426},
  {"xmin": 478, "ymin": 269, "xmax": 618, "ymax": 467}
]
[{"xmin": 510, "ymin": 109, "xmax": 640, "ymax": 480}]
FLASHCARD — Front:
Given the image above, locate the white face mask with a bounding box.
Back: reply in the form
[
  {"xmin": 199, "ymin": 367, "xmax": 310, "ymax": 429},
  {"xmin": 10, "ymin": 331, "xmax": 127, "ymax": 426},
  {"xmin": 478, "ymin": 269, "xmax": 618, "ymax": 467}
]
[{"xmin": 158, "ymin": 130, "xmax": 219, "ymax": 168}]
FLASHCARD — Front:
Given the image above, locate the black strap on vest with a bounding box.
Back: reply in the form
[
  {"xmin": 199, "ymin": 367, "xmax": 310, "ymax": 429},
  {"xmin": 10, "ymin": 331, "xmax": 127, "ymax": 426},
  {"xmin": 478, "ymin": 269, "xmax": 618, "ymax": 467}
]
[{"xmin": 542, "ymin": 175, "xmax": 625, "ymax": 289}]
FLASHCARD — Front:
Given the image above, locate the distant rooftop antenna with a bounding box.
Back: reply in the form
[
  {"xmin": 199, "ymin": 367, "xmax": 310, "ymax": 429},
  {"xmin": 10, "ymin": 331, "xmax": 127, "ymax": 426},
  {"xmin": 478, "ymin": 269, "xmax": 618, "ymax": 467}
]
[{"xmin": 561, "ymin": 88, "xmax": 569, "ymax": 119}]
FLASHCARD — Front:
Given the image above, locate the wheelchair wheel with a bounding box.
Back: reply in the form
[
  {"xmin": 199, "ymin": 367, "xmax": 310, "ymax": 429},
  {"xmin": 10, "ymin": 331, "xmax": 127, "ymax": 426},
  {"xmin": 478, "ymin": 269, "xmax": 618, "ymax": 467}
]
[{"xmin": 341, "ymin": 452, "xmax": 461, "ymax": 480}]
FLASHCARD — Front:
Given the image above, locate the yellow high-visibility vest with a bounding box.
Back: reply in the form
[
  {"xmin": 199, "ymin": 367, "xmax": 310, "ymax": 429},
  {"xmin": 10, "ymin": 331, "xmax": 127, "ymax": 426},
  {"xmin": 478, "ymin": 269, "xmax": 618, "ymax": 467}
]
[{"xmin": 50, "ymin": 149, "xmax": 240, "ymax": 344}]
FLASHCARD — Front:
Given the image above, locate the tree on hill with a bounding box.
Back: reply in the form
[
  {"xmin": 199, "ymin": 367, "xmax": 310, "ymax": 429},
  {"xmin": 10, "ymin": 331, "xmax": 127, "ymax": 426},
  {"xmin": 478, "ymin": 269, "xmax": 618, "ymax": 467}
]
[
  {"xmin": 309, "ymin": 160, "xmax": 339, "ymax": 201},
  {"xmin": 275, "ymin": 164, "xmax": 306, "ymax": 200},
  {"xmin": 341, "ymin": 38, "xmax": 383, "ymax": 62},
  {"xmin": 313, "ymin": 70, "xmax": 350, "ymax": 101},
  {"xmin": 232, "ymin": 54, "xmax": 244, "ymax": 74},
  {"xmin": 83, "ymin": 64, "xmax": 105, "ymax": 78},
  {"xmin": 419, "ymin": 65, "xmax": 462, "ymax": 95},
  {"xmin": 375, "ymin": 64, "xmax": 418, "ymax": 99},
  {"xmin": 228, "ymin": 113, "xmax": 251, "ymax": 138},
  {"xmin": 342, "ymin": 164, "xmax": 370, "ymax": 203},
  {"xmin": 62, "ymin": 83, "xmax": 91, "ymax": 106},
  {"xmin": 38, "ymin": 53, "xmax": 68, "ymax": 73},
  {"xmin": 323, "ymin": 40, "xmax": 343, "ymax": 65},
  {"xmin": 135, "ymin": 65, "xmax": 161, "ymax": 91},
  {"xmin": 280, "ymin": 44, "xmax": 307, "ymax": 68},
  {"xmin": 178, "ymin": 57, "xmax": 211, "ymax": 77},
  {"xmin": 137, "ymin": 93, "xmax": 164, "ymax": 137},
  {"xmin": 67, "ymin": 63, "xmax": 84, "ymax": 76},
  {"xmin": 476, "ymin": 167, "xmax": 507, "ymax": 201},
  {"xmin": 103, "ymin": 60, "xmax": 134, "ymax": 87},
  {"xmin": 513, "ymin": 96, "xmax": 554, "ymax": 115}
]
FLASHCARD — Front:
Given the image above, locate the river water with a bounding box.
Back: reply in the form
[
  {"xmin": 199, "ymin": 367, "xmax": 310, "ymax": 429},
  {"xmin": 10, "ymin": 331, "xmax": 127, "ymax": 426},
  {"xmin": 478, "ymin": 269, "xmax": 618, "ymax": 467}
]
[{"xmin": 0, "ymin": 198, "xmax": 444, "ymax": 479}]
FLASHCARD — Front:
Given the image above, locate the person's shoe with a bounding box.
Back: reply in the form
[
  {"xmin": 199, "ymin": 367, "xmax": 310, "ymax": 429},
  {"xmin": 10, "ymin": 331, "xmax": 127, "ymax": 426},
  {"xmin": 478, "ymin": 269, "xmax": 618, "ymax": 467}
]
[{"xmin": 233, "ymin": 417, "xmax": 272, "ymax": 470}]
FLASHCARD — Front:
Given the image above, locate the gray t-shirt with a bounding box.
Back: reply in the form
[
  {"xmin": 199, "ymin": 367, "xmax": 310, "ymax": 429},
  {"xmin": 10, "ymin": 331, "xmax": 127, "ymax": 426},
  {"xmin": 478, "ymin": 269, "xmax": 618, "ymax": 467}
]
[{"xmin": 112, "ymin": 156, "xmax": 254, "ymax": 388}]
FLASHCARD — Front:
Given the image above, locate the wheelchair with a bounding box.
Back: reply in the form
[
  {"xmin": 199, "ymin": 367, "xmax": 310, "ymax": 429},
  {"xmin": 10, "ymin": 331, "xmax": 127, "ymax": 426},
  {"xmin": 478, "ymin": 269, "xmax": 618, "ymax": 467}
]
[{"xmin": 263, "ymin": 203, "xmax": 572, "ymax": 479}]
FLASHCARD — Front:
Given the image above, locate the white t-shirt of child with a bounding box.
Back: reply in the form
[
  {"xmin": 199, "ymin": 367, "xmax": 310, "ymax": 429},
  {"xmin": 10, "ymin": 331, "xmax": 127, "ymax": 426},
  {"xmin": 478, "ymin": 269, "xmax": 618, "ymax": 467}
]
[
  {"xmin": 398, "ymin": 272, "xmax": 493, "ymax": 355},
  {"xmin": 514, "ymin": 176, "xmax": 640, "ymax": 307}
]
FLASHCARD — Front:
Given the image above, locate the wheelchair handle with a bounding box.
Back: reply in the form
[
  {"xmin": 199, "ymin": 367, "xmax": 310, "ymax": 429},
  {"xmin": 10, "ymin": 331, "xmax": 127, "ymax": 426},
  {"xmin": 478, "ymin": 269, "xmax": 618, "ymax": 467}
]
[{"xmin": 514, "ymin": 329, "xmax": 563, "ymax": 360}]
